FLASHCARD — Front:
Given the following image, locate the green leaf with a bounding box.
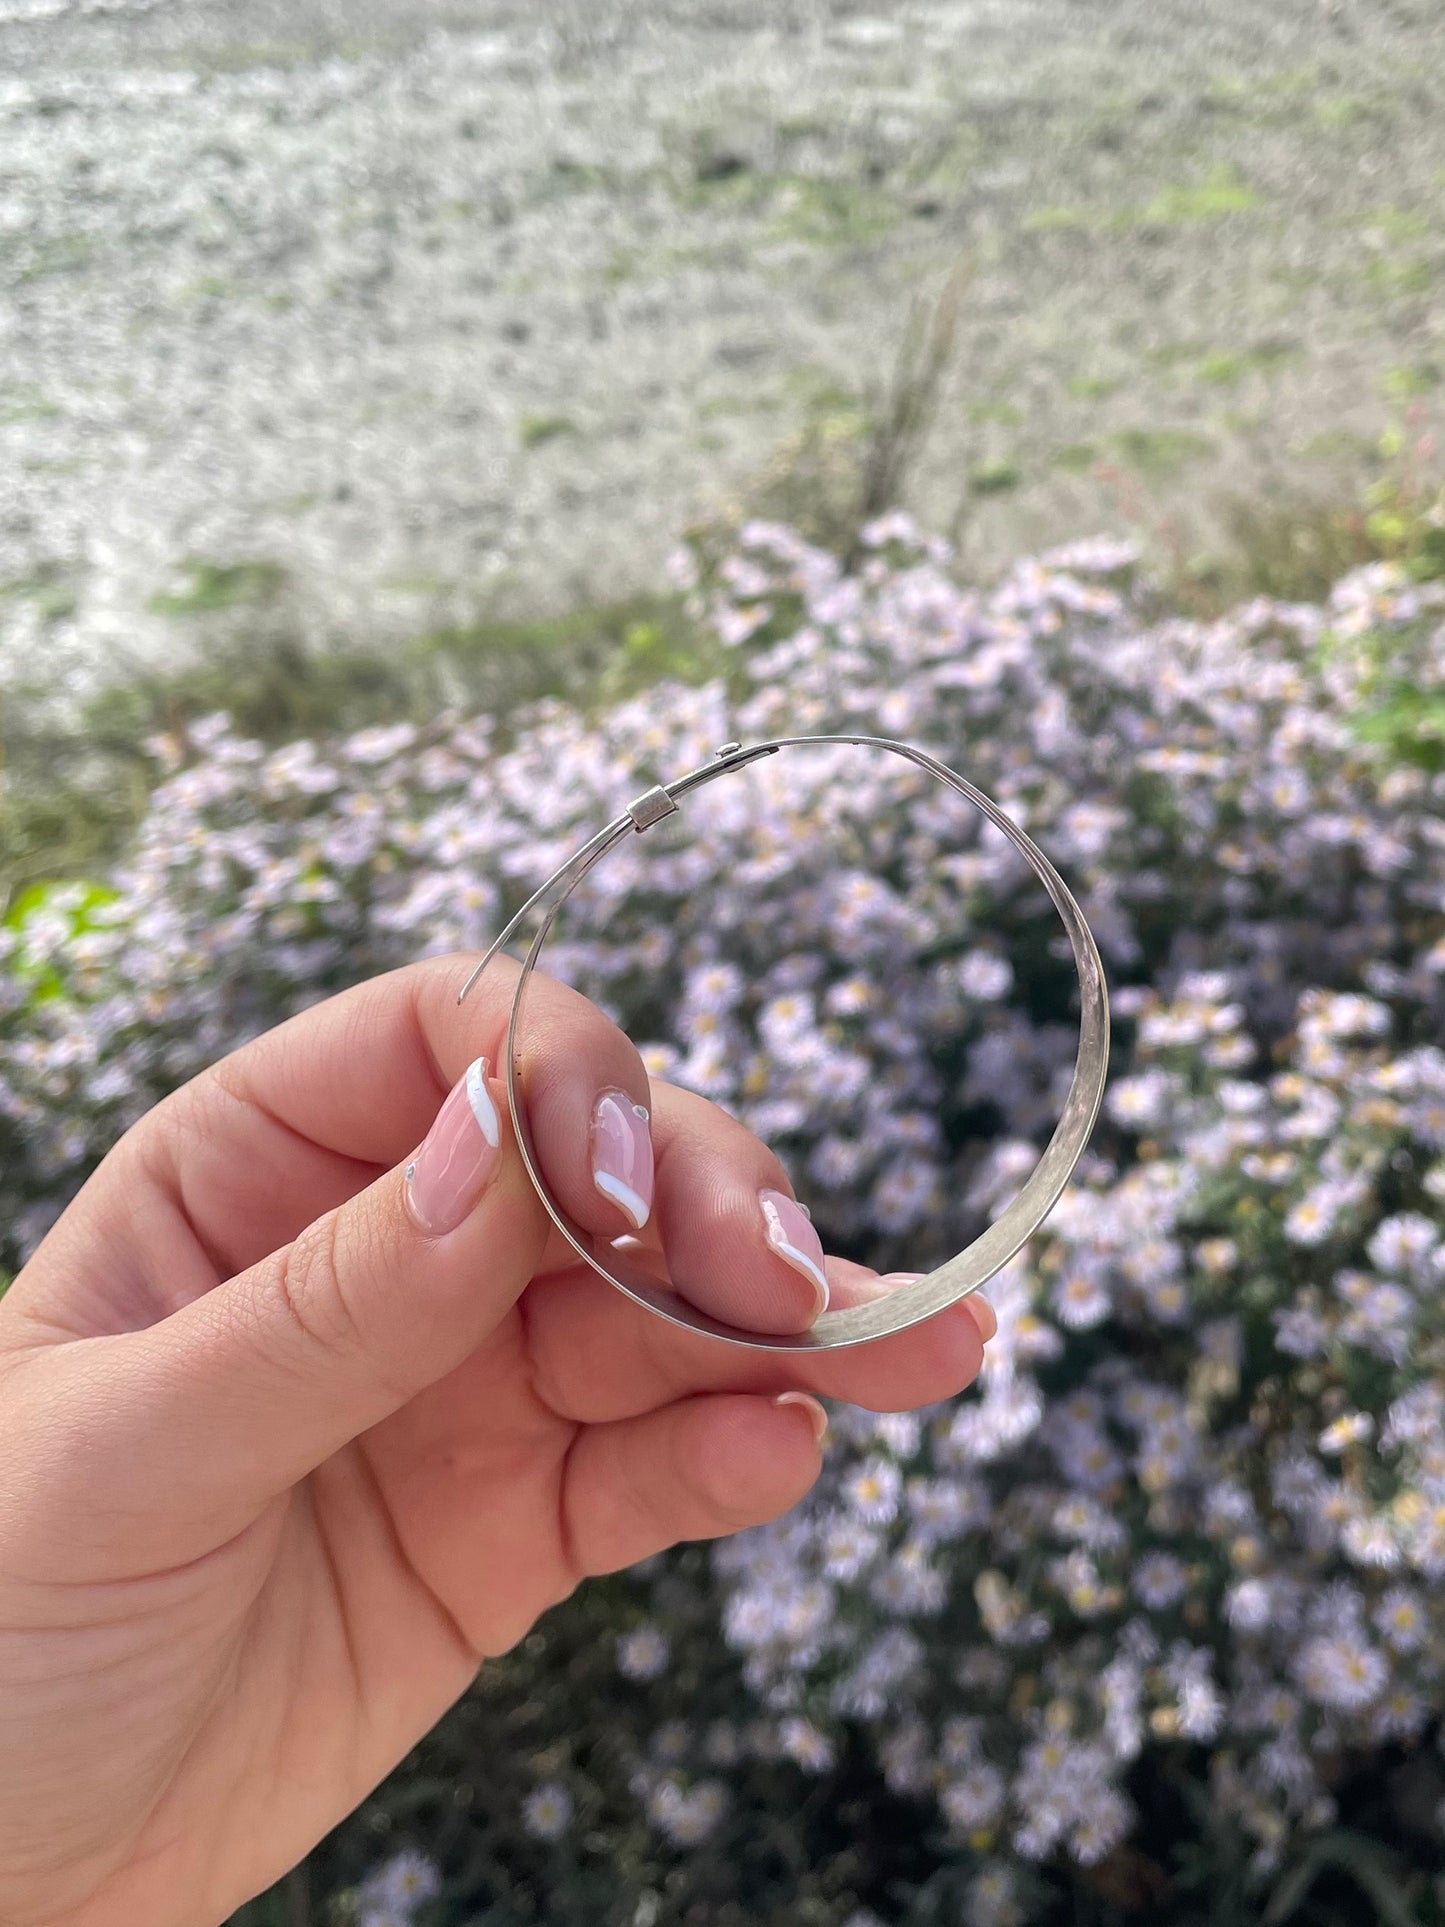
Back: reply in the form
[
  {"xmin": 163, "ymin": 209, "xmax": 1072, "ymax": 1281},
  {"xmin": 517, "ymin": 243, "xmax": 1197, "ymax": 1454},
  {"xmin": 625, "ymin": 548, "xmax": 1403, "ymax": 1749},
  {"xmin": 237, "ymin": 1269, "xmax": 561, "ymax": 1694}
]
[
  {"xmin": 2, "ymin": 878, "xmax": 119, "ymax": 1002},
  {"xmin": 1263, "ymin": 1854, "xmax": 1321, "ymax": 1926},
  {"xmin": 1265, "ymin": 1832, "xmax": 1422, "ymax": 1927}
]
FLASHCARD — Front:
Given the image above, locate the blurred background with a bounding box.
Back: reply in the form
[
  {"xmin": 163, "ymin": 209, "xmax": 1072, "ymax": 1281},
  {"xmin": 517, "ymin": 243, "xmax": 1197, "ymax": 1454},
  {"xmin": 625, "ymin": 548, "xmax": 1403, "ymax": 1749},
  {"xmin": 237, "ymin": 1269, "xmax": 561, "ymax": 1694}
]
[
  {"xmin": 5, "ymin": 0, "xmax": 1444, "ymax": 719},
  {"xmin": 5, "ymin": 3, "xmax": 1445, "ymax": 1925}
]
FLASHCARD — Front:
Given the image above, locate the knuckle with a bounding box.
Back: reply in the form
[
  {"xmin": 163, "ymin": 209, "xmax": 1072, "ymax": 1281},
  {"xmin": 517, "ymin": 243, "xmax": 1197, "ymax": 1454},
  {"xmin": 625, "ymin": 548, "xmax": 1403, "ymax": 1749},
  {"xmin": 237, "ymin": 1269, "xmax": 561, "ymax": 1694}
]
[
  {"xmin": 681, "ymin": 1417, "xmax": 760, "ymax": 1533},
  {"xmin": 265, "ymin": 1206, "xmax": 367, "ymax": 1366}
]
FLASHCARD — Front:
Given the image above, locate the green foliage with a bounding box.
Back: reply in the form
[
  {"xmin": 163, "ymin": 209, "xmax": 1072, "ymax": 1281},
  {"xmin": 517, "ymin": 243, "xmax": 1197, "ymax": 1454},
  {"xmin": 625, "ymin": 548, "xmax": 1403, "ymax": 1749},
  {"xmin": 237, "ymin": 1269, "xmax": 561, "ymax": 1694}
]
[
  {"xmin": 1322, "ymin": 421, "xmax": 1445, "ymax": 771},
  {"xmin": 1260, "ymin": 1833, "xmax": 1421, "ymax": 1927},
  {"xmin": 741, "ymin": 270, "xmax": 967, "ymax": 560},
  {"xmin": 0, "ymin": 565, "xmax": 76, "ymax": 622},
  {"xmin": 1174, "ymin": 496, "xmax": 1380, "ymax": 615},
  {"xmin": 1363, "ymin": 260, "xmax": 1435, "ymax": 301},
  {"xmin": 4, "ymin": 879, "xmax": 119, "ymax": 1002},
  {"xmin": 1111, "ymin": 426, "xmax": 1216, "ymax": 477},
  {"xmin": 148, "ymin": 559, "xmax": 288, "ymax": 617},
  {"xmin": 1066, "ymin": 374, "xmax": 1122, "ymax": 402},
  {"xmin": 1053, "ymin": 442, "xmax": 1100, "ymax": 472},
  {"xmin": 1197, "ymin": 340, "xmax": 1301, "ymax": 387},
  {"xmin": 1025, "ymin": 205, "xmax": 1089, "ymax": 233},
  {"xmin": 1026, "ymin": 167, "xmax": 1260, "ymax": 239},
  {"xmin": 1132, "ymin": 165, "xmax": 1260, "ymax": 225},
  {"xmin": 0, "ymin": 585, "xmax": 703, "ymax": 912},
  {"xmin": 661, "ymin": 132, "xmax": 901, "ymax": 250},
  {"xmin": 1363, "ymin": 426, "xmax": 1445, "ymax": 581},
  {"xmin": 767, "ymin": 173, "xmax": 898, "ymax": 247},
  {"xmin": 968, "ymin": 461, "xmax": 1022, "ymax": 496},
  {"xmin": 519, "ymin": 414, "xmax": 577, "ymax": 448}
]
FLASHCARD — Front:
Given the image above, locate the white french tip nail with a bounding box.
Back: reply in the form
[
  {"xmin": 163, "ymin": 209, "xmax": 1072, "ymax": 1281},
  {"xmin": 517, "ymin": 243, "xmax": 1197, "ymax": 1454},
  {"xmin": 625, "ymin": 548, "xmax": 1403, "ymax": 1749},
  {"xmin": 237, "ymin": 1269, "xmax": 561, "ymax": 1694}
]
[
  {"xmin": 595, "ymin": 1170, "xmax": 651, "ymax": 1230},
  {"xmin": 465, "ymin": 1056, "xmax": 500, "ymax": 1148},
  {"xmin": 773, "ymin": 1390, "xmax": 829, "ymax": 1443},
  {"xmin": 759, "ymin": 1189, "xmax": 831, "ymax": 1316},
  {"xmin": 776, "ymin": 1241, "xmax": 830, "ymax": 1312},
  {"xmin": 592, "ymin": 1089, "xmax": 655, "ymax": 1230}
]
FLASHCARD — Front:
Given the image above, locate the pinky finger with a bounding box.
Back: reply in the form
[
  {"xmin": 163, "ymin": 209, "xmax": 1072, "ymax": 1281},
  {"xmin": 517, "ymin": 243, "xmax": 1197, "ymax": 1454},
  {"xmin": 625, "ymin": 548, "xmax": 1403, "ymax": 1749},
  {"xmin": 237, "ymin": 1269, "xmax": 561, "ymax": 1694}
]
[{"xmin": 560, "ymin": 1392, "xmax": 827, "ymax": 1578}]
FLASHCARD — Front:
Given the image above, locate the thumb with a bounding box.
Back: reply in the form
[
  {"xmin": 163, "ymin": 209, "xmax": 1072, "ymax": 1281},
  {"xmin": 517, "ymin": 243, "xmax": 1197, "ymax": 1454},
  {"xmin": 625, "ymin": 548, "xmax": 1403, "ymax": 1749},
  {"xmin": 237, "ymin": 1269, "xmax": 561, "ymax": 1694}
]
[{"xmin": 102, "ymin": 1056, "xmax": 548, "ymax": 1540}]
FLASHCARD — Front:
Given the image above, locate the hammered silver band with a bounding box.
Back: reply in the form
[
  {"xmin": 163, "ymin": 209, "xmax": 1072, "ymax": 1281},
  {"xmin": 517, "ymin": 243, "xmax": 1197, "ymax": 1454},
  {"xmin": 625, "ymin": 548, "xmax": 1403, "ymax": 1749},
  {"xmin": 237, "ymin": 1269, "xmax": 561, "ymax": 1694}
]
[{"xmin": 456, "ymin": 736, "xmax": 1110, "ymax": 1353}]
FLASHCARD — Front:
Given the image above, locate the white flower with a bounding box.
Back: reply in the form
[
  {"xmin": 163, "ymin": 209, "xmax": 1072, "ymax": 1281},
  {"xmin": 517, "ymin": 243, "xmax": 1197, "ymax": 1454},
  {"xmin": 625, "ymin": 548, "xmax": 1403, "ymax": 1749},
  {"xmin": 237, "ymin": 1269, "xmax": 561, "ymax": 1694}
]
[
  {"xmin": 958, "ymin": 951, "xmax": 1014, "ymax": 1001},
  {"xmin": 1318, "ymin": 1412, "xmax": 1374, "ymax": 1455},
  {"xmin": 646, "ymin": 1777, "xmax": 728, "ymax": 1845},
  {"xmin": 1071, "ymin": 1787, "xmax": 1134, "ymax": 1865},
  {"xmin": 1132, "ymin": 1552, "xmax": 1189, "ymax": 1609},
  {"xmin": 779, "ymin": 1716, "xmax": 834, "ymax": 1773},
  {"xmin": 1052, "ymin": 1266, "xmax": 1112, "ymax": 1329},
  {"xmin": 1374, "ymin": 1586, "xmax": 1428, "ymax": 1653},
  {"xmin": 1368, "ymin": 1212, "xmax": 1439, "ymax": 1275},
  {"xmin": 967, "ymin": 1862, "xmax": 1028, "ymax": 1927},
  {"xmin": 1284, "ymin": 1188, "xmax": 1340, "ymax": 1246},
  {"xmin": 845, "ymin": 1455, "xmax": 903, "ymax": 1526},
  {"xmin": 361, "ymin": 1849, "xmax": 441, "ymax": 1913},
  {"xmin": 618, "ymin": 1626, "xmax": 671, "ymax": 1680},
  {"xmin": 941, "ymin": 1763, "xmax": 1005, "ymax": 1830},
  {"xmin": 1294, "ymin": 1634, "xmax": 1388, "ymax": 1711},
  {"xmin": 522, "ymin": 1783, "xmax": 574, "ymax": 1841}
]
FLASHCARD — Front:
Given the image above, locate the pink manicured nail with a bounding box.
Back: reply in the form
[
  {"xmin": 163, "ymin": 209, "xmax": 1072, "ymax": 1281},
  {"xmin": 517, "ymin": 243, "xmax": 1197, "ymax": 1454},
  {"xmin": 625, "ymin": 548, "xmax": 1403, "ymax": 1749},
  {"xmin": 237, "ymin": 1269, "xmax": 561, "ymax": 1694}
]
[
  {"xmin": 404, "ymin": 1057, "xmax": 501, "ymax": 1236},
  {"xmin": 592, "ymin": 1089, "xmax": 654, "ymax": 1229},
  {"xmin": 773, "ymin": 1390, "xmax": 829, "ymax": 1443},
  {"xmin": 846, "ymin": 1269, "xmax": 925, "ymax": 1305},
  {"xmin": 759, "ymin": 1188, "xmax": 830, "ymax": 1315},
  {"xmin": 967, "ymin": 1293, "xmax": 998, "ymax": 1341}
]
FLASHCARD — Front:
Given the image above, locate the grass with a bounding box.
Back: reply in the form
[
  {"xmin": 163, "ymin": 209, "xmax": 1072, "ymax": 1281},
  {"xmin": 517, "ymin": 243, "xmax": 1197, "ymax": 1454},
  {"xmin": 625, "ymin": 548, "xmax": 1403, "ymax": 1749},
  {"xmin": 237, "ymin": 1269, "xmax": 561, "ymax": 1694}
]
[
  {"xmin": 519, "ymin": 413, "xmax": 578, "ymax": 448},
  {"xmin": 0, "ymin": 388, "xmax": 61, "ymax": 426},
  {"xmin": 1363, "ymin": 258, "xmax": 1435, "ymax": 301},
  {"xmin": 1066, "ymin": 374, "xmax": 1123, "ymax": 403},
  {"xmin": 1110, "ymin": 426, "xmax": 1216, "ymax": 477},
  {"xmin": 5, "ymin": 457, "xmax": 1433, "ymax": 920},
  {"xmin": 148, "ymin": 560, "xmax": 288, "ymax": 618},
  {"xmin": 1382, "ymin": 365, "xmax": 1442, "ymax": 403},
  {"xmin": 0, "ymin": 588, "xmax": 707, "ymax": 915},
  {"xmin": 740, "ymin": 269, "xmax": 970, "ymax": 561},
  {"xmin": 4, "ymin": 282, "xmax": 1441, "ymax": 920},
  {"xmin": 969, "ymin": 461, "xmax": 1023, "ymax": 495},
  {"xmin": 1132, "ymin": 165, "xmax": 1259, "ymax": 224},
  {"xmin": 1052, "ymin": 442, "xmax": 1100, "ymax": 472},
  {"xmin": 1140, "ymin": 418, "xmax": 1444, "ymax": 619},
  {"xmin": 658, "ymin": 132, "xmax": 904, "ymax": 251},
  {"xmin": 1026, "ymin": 165, "xmax": 1261, "ymax": 238},
  {"xmin": 1151, "ymin": 492, "xmax": 1385, "ymax": 617},
  {"xmin": 12, "ymin": 234, "xmax": 94, "ymax": 284},
  {"xmin": 1, "ymin": 567, "xmax": 77, "ymax": 624},
  {"xmin": 1197, "ymin": 342, "xmax": 1300, "ymax": 386}
]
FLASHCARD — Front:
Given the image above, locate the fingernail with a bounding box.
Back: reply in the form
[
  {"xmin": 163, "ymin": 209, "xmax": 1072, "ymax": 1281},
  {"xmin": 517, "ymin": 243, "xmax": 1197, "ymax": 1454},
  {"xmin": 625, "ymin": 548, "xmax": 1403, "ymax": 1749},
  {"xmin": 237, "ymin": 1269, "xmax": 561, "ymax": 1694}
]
[
  {"xmin": 592, "ymin": 1089, "xmax": 654, "ymax": 1230},
  {"xmin": 967, "ymin": 1293, "xmax": 998, "ymax": 1342},
  {"xmin": 843, "ymin": 1268, "xmax": 925, "ymax": 1306},
  {"xmin": 759, "ymin": 1188, "xmax": 830, "ymax": 1316},
  {"xmin": 773, "ymin": 1390, "xmax": 829, "ymax": 1444},
  {"xmin": 404, "ymin": 1056, "xmax": 501, "ymax": 1236}
]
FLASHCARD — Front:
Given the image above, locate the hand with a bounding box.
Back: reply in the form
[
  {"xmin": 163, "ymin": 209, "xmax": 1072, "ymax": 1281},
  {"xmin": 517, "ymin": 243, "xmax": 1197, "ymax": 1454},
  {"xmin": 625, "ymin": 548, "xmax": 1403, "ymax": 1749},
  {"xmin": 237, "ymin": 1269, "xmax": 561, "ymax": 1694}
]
[{"xmin": 0, "ymin": 955, "xmax": 992, "ymax": 1927}]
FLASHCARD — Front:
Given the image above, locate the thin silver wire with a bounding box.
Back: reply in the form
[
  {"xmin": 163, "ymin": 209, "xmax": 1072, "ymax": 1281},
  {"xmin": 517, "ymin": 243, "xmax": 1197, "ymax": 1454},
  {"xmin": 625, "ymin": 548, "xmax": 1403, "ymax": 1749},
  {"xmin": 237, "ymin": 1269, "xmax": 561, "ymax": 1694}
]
[{"xmin": 456, "ymin": 736, "xmax": 1110, "ymax": 1352}]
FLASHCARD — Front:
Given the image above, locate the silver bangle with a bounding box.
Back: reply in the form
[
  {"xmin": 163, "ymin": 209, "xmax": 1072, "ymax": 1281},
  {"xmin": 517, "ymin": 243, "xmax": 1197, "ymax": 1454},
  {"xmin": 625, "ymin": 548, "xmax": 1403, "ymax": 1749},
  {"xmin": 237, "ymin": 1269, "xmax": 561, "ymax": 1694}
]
[{"xmin": 457, "ymin": 736, "xmax": 1110, "ymax": 1353}]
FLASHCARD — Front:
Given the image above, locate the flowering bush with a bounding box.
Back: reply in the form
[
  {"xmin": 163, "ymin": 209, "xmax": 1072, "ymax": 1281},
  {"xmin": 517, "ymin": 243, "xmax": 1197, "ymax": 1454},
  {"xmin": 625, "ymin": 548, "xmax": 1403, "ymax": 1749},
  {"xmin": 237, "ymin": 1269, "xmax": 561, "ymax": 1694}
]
[{"xmin": 6, "ymin": 515, "xmax": 1445, "ymax": 1922}]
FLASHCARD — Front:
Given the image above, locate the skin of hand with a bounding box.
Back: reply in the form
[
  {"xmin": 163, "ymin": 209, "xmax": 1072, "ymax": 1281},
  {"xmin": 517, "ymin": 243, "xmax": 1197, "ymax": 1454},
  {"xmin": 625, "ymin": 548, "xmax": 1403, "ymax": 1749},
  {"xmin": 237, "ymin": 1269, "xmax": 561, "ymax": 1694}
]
[{"xmin": 0, "ymin": 954, "xmax": 993, "ymax": 1927}]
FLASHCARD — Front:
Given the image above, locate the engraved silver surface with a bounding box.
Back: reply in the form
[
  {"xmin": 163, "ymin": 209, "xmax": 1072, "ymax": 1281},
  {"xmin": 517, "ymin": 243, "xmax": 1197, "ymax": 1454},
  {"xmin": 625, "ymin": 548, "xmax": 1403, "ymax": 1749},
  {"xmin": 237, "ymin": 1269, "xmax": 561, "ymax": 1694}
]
[{"xmin": 457, "ymin": 735, "xmax": 1110, "ymax": 1352}]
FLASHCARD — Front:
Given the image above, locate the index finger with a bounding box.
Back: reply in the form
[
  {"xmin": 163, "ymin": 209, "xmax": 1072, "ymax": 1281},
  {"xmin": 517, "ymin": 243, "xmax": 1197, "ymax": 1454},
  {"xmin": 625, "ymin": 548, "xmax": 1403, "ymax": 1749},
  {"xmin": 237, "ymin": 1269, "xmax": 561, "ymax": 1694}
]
[{"xmin": 8, "ymin": 952, "xmax": 643, "ymax": 1330}]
